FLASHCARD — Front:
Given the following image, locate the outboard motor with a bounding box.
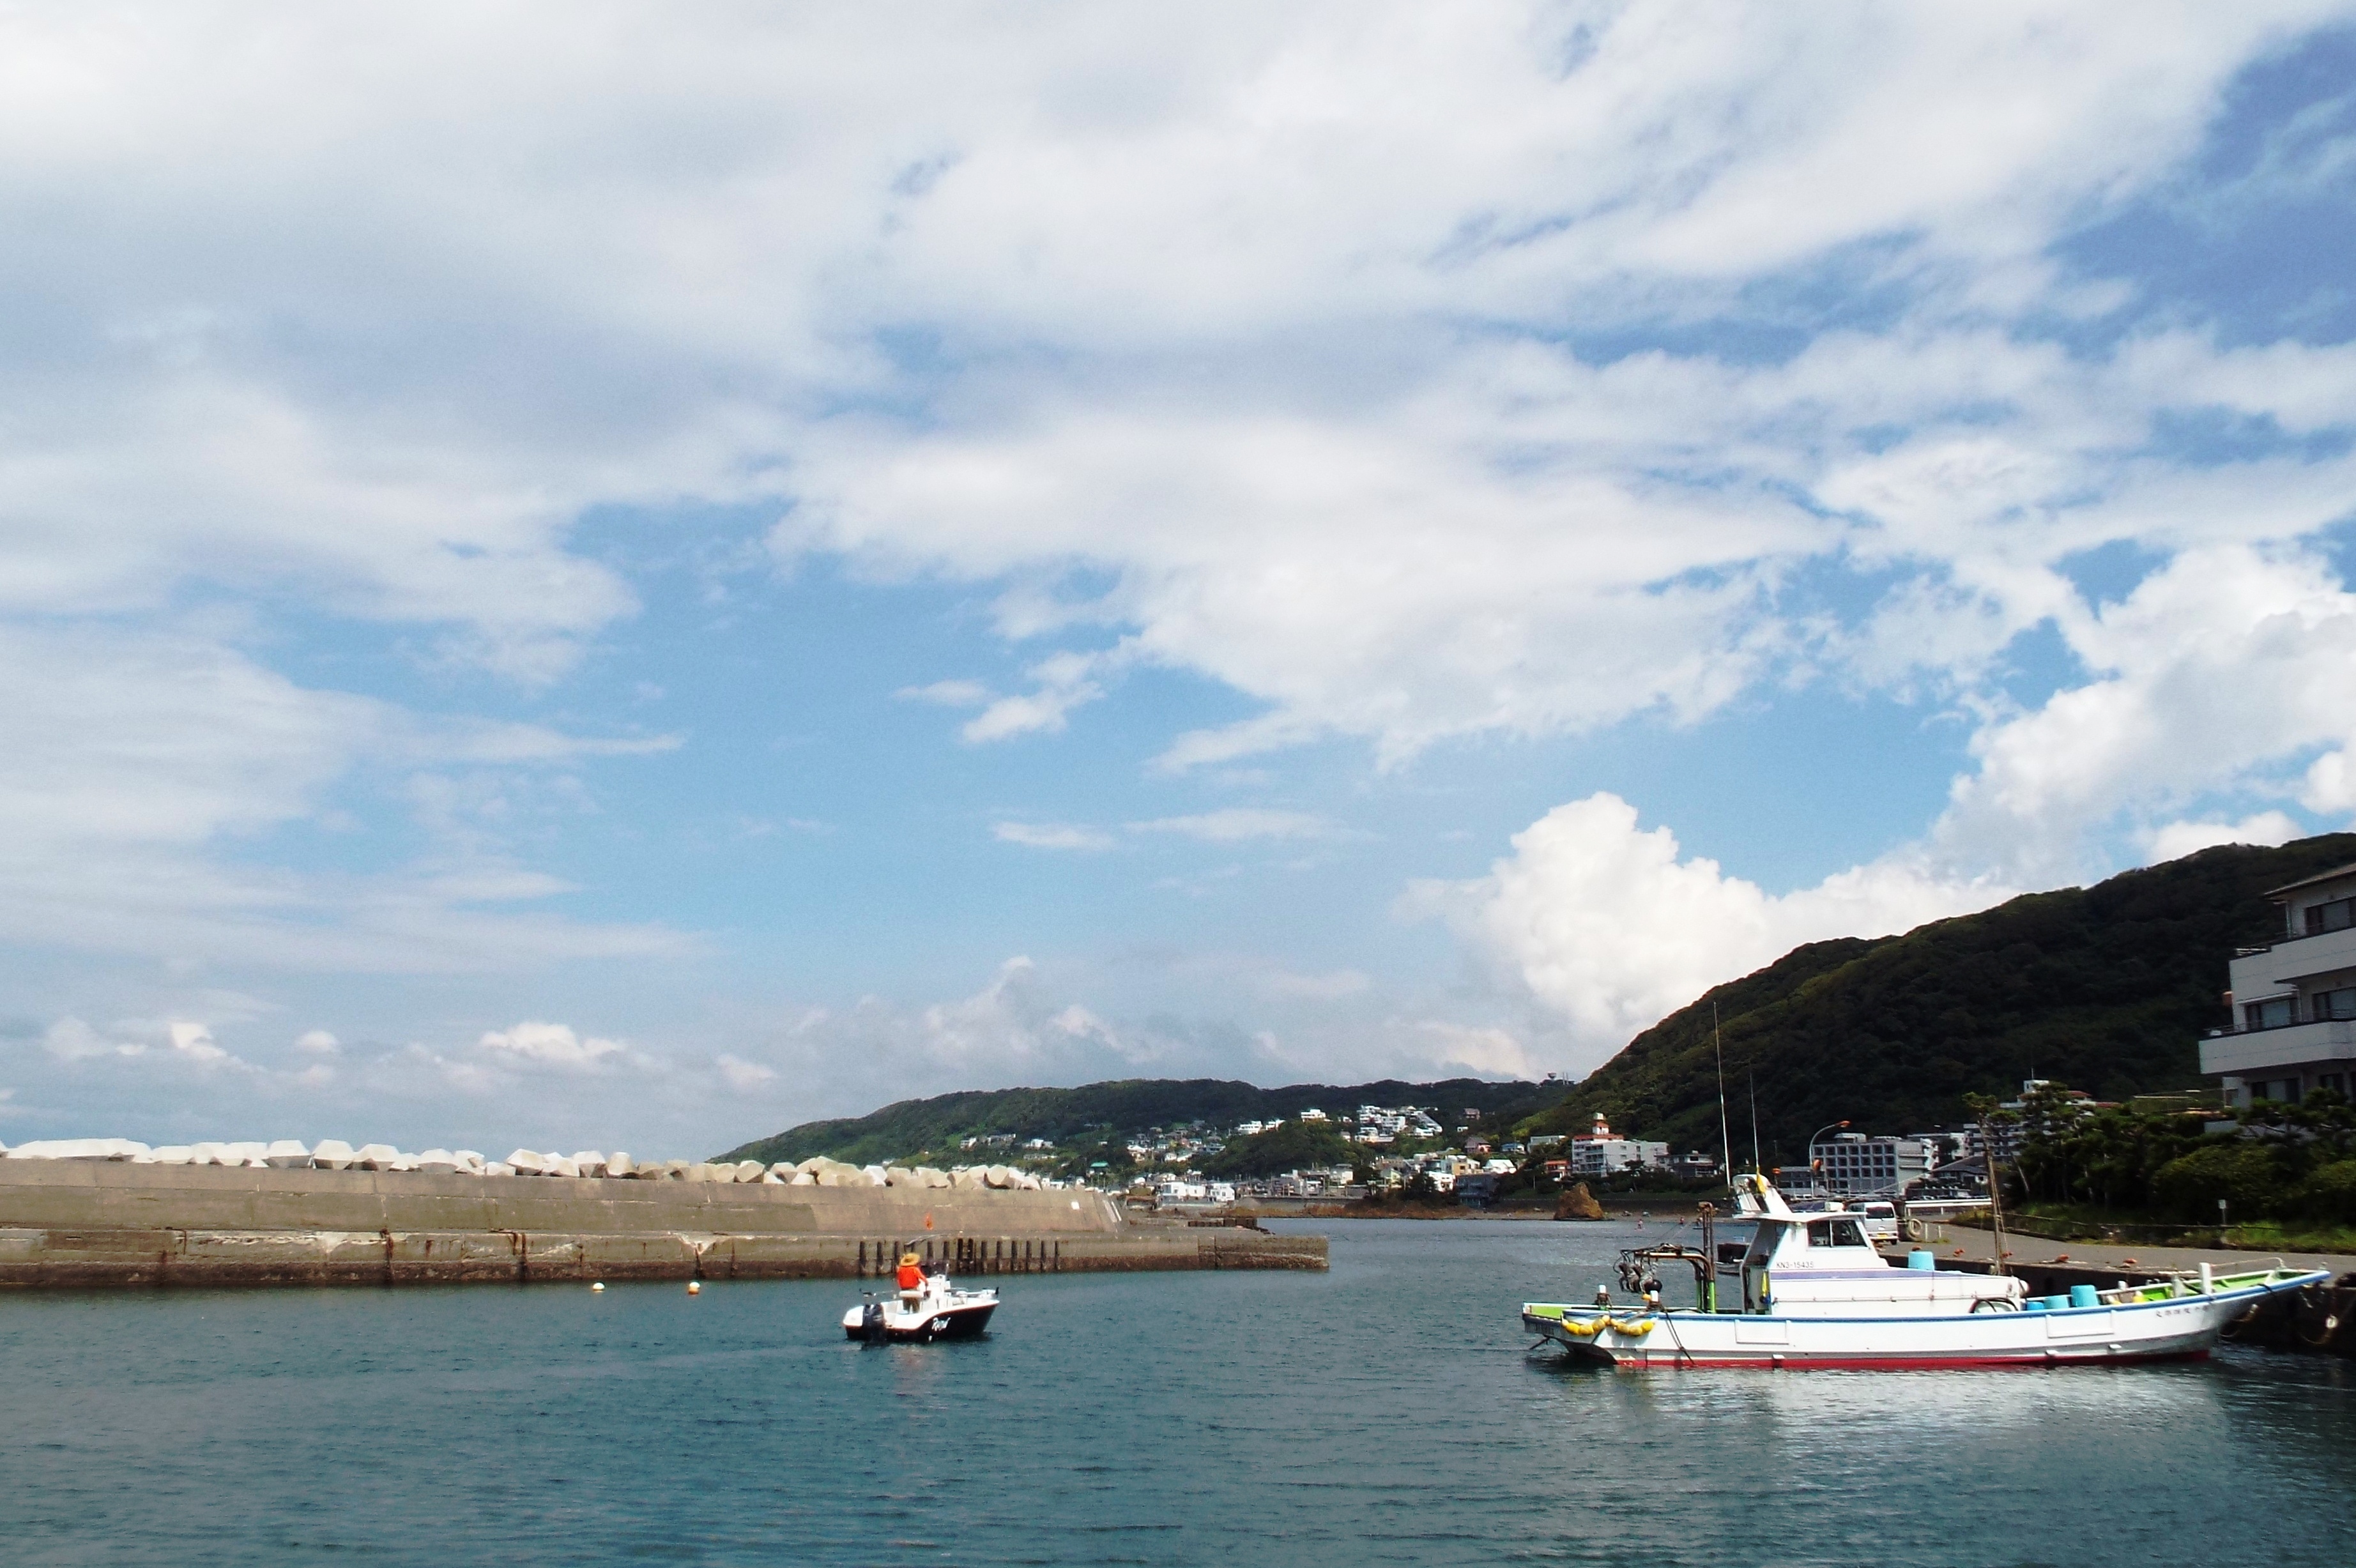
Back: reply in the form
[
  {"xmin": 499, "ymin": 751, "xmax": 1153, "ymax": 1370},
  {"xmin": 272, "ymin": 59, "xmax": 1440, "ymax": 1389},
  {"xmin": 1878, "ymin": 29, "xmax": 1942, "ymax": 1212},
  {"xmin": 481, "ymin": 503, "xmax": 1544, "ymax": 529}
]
[{"xmin": 859, "ymin": 1298, "xmax": 887, "ymax": 1344}]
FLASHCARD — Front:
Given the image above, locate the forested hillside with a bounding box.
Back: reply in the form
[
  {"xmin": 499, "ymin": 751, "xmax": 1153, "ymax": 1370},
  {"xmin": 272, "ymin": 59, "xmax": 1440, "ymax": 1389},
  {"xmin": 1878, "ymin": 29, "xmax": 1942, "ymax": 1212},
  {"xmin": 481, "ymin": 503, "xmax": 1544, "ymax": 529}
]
[
  {"xmin": 717, "ymin": 1076, "xmax": 1556, "ymax": 1167},
  {"xmin": 1522, "ymin": 835, "xmax": 2356, "ymax": 1164}
]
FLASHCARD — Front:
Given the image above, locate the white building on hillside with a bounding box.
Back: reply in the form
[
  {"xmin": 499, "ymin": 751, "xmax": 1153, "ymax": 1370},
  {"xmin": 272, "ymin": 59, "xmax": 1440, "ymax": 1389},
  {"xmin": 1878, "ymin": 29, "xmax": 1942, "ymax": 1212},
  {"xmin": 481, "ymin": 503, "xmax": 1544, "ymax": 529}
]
[
  {"xmin": 2204, "ymin": 862, "xmax": 2356, "ymax": 1108},
  {"xmin": 1569, "ymin": 1114, "xmax": 1667, "ymax": 1177}
]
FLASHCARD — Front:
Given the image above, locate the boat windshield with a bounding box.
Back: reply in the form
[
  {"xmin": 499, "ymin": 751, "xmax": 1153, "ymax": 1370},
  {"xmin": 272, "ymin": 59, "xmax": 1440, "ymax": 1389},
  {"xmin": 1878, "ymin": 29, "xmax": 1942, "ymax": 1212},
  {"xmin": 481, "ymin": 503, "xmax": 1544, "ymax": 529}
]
[{"xmin": 1804, "ymin": 1218, "xmax": 1870, "ymax": 1249}]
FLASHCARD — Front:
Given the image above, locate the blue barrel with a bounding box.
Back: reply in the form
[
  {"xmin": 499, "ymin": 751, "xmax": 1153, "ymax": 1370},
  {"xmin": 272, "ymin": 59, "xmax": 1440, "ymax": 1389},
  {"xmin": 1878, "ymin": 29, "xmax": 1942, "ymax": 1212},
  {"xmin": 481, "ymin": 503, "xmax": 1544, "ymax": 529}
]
[
  {"xmin": 2046, "ymin": 1295, "xmax": 2073, "ymax": 1311},
  {"xmin": 1906, "ymin": 1250, "xmax": 1934, "ymax": 1270},
  {"xmin": 2069, "ymin": 1284, "xmax": 2099, "ymax": 1308},
  {"xmin": 2026, "ymin": 1297, "xmax": 2049, "ymax": 1311}
]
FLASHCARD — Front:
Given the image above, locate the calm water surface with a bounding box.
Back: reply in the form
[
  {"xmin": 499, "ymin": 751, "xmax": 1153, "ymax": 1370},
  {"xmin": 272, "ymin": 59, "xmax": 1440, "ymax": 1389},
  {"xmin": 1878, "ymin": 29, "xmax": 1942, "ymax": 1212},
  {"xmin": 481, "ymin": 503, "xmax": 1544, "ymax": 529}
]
[{"xmin": 0, "ymin": 1219, "xmax": 2349, "ymax": 1566}]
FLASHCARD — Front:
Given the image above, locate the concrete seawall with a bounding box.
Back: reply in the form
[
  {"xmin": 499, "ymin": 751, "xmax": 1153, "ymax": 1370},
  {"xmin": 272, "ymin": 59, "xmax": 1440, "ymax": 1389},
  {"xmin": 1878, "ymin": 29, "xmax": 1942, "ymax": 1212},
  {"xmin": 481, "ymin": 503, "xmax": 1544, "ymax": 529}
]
[{"xmin": 0, "ymin": 1162, "xmax": 1327, "ymax": 1287}]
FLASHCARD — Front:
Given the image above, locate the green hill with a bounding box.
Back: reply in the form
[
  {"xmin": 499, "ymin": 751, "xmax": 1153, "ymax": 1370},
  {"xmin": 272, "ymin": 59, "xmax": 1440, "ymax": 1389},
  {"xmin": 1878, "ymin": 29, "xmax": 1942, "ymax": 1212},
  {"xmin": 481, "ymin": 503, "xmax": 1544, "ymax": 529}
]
[
  {"xmin": 717, "ymin": 1076, "xmax": 1557, "ymax": 1168},
  {"xmin": 1199, "ymin": 1118, "xmax": 1365, "ymax": 1178},
  {"xmin": 1522, "ymin": 834, "xmax": 2356, "ymax": 1165}
]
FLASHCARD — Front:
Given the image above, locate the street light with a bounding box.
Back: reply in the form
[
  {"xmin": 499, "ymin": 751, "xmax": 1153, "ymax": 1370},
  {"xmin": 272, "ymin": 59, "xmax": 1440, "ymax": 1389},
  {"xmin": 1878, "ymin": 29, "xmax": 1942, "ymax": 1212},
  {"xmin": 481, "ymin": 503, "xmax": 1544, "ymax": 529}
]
[{"xmin": 1807, "ymin": 1120, "xmax": 1851, "ymax": 1196}]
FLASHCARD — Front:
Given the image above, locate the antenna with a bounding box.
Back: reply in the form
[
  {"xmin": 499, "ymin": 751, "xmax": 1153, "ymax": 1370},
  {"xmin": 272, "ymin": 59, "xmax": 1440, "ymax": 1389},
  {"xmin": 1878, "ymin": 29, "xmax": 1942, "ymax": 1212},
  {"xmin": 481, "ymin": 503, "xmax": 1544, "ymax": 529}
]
[{"xmin": 1713, "ymin": 998, "xmax": 1733, "ymax": 1186}]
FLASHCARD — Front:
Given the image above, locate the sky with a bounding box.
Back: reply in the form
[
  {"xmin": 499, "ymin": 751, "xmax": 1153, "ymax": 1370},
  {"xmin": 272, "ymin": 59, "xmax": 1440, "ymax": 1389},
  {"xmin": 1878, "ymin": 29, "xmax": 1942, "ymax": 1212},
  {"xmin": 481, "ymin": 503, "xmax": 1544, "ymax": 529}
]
[{"xmin": 6, "ymin": 3, "xmax": 2356, "ymax": 1159}]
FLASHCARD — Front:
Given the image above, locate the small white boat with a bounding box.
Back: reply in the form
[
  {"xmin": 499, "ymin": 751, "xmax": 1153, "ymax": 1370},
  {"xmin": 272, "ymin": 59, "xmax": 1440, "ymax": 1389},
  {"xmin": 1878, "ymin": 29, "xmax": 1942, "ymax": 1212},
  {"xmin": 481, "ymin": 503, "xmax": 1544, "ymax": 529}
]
[
  {"xmin": 842, "ymin": 1269, "xmax": 999, "ymax": 1343},
  {"xmin": 1522, "ymin": 1175, "xmax": 2325, "ymax": 1370}
]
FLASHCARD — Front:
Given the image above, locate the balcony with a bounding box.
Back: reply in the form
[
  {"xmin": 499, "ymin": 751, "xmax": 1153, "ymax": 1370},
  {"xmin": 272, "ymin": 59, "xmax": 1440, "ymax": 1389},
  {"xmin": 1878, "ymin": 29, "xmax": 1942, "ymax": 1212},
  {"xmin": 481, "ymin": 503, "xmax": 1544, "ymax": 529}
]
[
  {"xmin": 2200, "ymin": 1018, "xmax": 2356, "ymax": 1076},
  {"xmin": 2229, "ymin": 924, "xmax": 2356, "ymax": 990}
]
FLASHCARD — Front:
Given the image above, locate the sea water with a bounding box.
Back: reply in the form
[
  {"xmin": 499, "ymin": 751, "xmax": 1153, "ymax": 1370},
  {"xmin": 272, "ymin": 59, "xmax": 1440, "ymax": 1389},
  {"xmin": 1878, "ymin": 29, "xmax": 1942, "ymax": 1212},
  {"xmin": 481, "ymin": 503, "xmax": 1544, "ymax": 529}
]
[{"xmin": 0, "ymin": 1218, "xmax": 2348, "ymax": 1566}]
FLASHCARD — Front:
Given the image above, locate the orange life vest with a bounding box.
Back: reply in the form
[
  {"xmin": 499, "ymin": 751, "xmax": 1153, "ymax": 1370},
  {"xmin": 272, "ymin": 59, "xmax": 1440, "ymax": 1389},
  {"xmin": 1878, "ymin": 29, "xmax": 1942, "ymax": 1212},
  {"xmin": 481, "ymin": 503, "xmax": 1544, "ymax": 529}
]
[{"xmin": 896, "ymin": 1263, "xmax": 923, "ymax": 1291}]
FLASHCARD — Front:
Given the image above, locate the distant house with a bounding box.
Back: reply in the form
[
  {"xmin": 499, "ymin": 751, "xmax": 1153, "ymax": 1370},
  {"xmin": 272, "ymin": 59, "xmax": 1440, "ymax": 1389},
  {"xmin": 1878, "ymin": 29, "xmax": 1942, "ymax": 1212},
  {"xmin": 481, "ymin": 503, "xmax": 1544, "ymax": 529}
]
[{"xmin": 2203, "ymin": 861, "xmax": 2356, "ymax": 1107}]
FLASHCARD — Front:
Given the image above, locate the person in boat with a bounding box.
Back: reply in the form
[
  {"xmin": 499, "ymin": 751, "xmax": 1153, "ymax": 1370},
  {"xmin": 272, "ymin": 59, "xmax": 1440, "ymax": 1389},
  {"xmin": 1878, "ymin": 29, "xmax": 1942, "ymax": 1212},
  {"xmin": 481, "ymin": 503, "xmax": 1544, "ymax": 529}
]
[{"xmin": 896, "ymin": 1251, "xmax": 925, "ymax": 1307}]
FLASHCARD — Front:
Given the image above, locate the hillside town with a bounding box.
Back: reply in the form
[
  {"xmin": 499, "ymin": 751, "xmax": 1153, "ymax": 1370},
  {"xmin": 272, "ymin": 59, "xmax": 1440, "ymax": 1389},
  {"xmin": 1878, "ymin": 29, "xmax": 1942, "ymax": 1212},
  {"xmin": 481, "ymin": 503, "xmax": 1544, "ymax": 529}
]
[
  {"xmin": 962, "ymin": 1090, "xmax": 2140, "ymax": 1210},
  {"xmin": 917, "ymin": 1099, "xmax": 2006, "ymax": 1210}
]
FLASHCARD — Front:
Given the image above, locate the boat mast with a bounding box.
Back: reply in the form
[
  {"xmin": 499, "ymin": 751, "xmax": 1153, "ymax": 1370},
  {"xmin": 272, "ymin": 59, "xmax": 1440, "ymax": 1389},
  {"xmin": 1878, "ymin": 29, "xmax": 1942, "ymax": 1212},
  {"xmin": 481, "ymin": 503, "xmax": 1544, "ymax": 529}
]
[
  {"xmin": 1747, "ymin": 1065, "xmax": 1762, "ymax": 1176},
  {"xmin": 1970, "ymin": 1097, "xmax": 2008, "ymax": 1278},
  {"xmin": 1713, "ymin": 999, "xmax": 1734, "ymax": 1182}
]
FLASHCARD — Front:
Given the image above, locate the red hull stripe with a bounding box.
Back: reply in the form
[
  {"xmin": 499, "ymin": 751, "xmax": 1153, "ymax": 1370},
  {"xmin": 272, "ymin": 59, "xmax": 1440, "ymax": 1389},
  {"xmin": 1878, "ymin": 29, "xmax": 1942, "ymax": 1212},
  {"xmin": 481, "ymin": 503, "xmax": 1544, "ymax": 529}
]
[{"xmin": 1575, "ymin": 1350, "xmax": 2212, "ymax": 1371}]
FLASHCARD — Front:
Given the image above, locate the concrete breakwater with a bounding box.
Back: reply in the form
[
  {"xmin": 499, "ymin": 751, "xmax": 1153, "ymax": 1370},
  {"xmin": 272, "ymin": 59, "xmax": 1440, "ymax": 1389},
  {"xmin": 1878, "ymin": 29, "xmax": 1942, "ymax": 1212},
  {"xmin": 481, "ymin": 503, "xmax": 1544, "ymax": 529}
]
[
  {"xmin": 0, "ymin": 1161, "xmax": 1326, "ymax": 1288},
  {"xmin": 1, "ymin": 1138, "xmax": 1052, "ymax": 1191}
]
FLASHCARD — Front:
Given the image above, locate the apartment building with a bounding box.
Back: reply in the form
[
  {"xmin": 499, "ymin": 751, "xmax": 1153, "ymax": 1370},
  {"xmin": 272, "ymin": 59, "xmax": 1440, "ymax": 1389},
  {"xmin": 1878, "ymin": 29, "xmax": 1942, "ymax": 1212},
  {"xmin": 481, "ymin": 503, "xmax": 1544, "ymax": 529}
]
[
  {"xmin": 1806, "ymin": 1132, "xmax": 1931, "ymax": 1197},
  {"xmin": 2203, "ymin": 862, "xmax": 2356, "ymax": 1107}
]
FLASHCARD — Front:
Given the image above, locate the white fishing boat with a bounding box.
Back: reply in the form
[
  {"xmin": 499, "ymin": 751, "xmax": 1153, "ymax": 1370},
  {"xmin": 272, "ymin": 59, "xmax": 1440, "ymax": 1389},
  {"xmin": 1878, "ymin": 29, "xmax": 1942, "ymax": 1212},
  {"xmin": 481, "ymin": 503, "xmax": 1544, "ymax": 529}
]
[
  {"xmin": 842, "ymin": 1268, "xmax": 998, "ymax": 1343},
  {"xmin": 1522, "ymin": 1175, "xmax": 2325, "ymax": 1370}
]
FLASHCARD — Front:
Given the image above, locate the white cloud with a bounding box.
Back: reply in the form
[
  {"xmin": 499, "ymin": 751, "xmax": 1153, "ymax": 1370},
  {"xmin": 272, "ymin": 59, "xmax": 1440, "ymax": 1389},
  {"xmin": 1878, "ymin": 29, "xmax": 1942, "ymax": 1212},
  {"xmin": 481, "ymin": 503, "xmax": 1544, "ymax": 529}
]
[
  {"xmin": 167, "ymin": 1020, "xmax": 231, "ymax": 1065},
  {"xmin": 0, "ymin": 623, "xmax": 689, "ymax": 973},
  {"xmin": 294, "ymin": 1030, "xmax": 340, "ymax": 1054},
  {"xmin": 714, "ymin": 1053, "xmax": 777, "ymax": 1092},
  {"xmin": 896, "ymin": 680, "xmax": 991, "ymax": 708},
  {"xmin": 1931, "ymin": 545, "xmax": 2356, "ymax": 883},
  {"xmin": 2145, "ymin": 813, "xmax": 2302, "ymax": 864},
  {"xmin": 992, "ymin": 821, "xmax": 1116, "ymax": 851},
  {"xmin": 36, "ymin": 1012, "xmax": 250, "ymax": 1073},
  {"xmin": 43, "ymin": 1017, "xmax": 143, "ymax": 1062},
  {"xmin": 0, "ymin": 8, "xmax": 2344, "ymax": 814},
  {"xmin": 959, "ymin": 648, "xmax": 1125, "ymax": 743},
  {"xmin": 477, "ymin": 1020, "xmax": 625, "ymax": 1071},
  {"xmin": 1421, "ymin": 793, "xmax": 2007, "ymax": 1066},
  {"xmin": 1128, "ymin": 809, "xmax": 1338, "ymax": 842},
  {"xmin": 1418, "ymin": 1021, "xmax": 1540, "ymax": 1082}
]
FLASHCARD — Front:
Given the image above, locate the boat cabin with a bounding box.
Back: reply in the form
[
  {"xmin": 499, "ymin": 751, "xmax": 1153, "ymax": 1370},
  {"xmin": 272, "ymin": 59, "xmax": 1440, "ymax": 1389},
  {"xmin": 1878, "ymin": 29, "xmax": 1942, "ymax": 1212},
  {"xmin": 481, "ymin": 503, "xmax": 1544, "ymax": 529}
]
[{"xmin": 1730, "ymin": 1175, "xmax": 2019, "ymax": 1316}]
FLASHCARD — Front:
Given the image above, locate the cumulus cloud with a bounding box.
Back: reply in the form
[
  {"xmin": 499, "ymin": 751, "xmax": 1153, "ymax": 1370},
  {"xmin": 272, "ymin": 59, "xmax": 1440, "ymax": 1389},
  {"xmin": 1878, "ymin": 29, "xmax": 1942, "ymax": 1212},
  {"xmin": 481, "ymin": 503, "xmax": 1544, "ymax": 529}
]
[
  {"xmin": 477, "ymin": 1021, "xmax": 626, "ymax": 1071},
  {"xmin": 1931, "ymin": 546, "xmax": 2356, "ymax": 883},
  {"xmin": 294, "ymin": 1030, "xmax": 340, "ymax": 1054},
  {"xmin": 1419, "ymin": 793, "xmax": 2007, "ymax": 1065}
]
